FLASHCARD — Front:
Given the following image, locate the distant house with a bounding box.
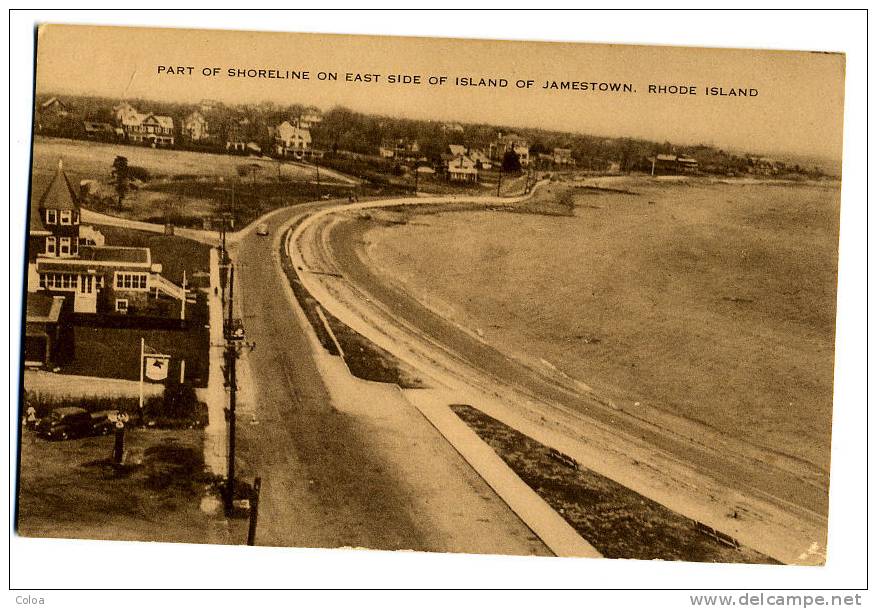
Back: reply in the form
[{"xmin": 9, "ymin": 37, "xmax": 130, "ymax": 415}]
[
  {"xmin": 650, "ymin": 154, "xmax": 698, "ymax": 175},
  {"xmin": 113, "ymin": 101, "xmax": 139, "ymax": 124},
  {"xmin": 490, "ymin": 132, "xmax": 530, "ymax": 167},
  {"xmin": 469, "ymin": 149, "xmax": 492, "ymax": 170},
  {"xmin": 122, "ymin": 112, "xmax": 175, "ymax": 146},
  {"xmin": 82, "ymin": 121, "xmax": 119, "ymax": 141},
  {"xmin": 182, "ymin": 111, "xmax": 209, "ymax": 141},
  {"xmin": 749, "ymin": 157, "xmax": 779, "ymax": 175},
  {"xmin": 28, "ymin": 160, "xmax": 185, "ymax": 317},
  {"xmin": 676, "ymin": 155, "xmax": 699, "ymax": 173},
  {"xmin": 378, "ymin": 146, "xmax": 395, "ymax": 159},
  {"xmin": 40, "ymin": 97, "xmax": 70, "ymax": 116},
  {"xmin": 441, "ymin": 122, "xmax": 465, "ymax": 133},
  {"xmin": 199, "ymin": 99, "xmax": 220, "ymax": 112},
  {"xmin": 553, "ymin": 148, "xmax": 575, "ymax": 166},
  {"xmin": 448, "ymin": 144, "xmax": 467, "ymax": 157},
  {"xmin": 36, "ymin": 97, "xmax": 74, "ymax": 134},
  {"xmin": 298, "ymin": 109, "xmax": 323, "ymax": 129},
  {"xmin": 273, "ymin": 120, "xmax": 312, "ymax": 159},
  {"xmin": 447, "ymin": 155, "xmax": 479, "ymax": 183},
  {"xmin": 224, "ymin": 119, "xmax": 250, "ymax": 153}
]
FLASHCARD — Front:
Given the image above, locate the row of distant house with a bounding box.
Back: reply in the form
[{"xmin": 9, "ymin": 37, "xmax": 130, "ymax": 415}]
[{"xmin": 37, "ymin": 97, "xmax": 323, "ymax": 160}]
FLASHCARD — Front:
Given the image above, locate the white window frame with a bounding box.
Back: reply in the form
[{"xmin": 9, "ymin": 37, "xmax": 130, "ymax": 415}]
[
  {"xmin": 114, "ymin": 271, "xmax": 149, "ymax": 292},
  {"xmin": 45, "ymin": 209, "xmax": 57, "ymax": 225},
  {"xmin": 115, "ymin": 299, "xmax": 129, "ymax": 313},
  {"xmin": 45, "ymin": 236, "xmax": 56, "ymax": 255},
  {"xmin": 60, "ymin": 210, "xmax": 72, "ymax": 225},
  {"xmin": 59, "ymin": 237, "xmax": 71, "ymax": 256}
]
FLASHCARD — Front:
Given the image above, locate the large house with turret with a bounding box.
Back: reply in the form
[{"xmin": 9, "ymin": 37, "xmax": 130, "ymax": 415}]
[{"xmin": 27, "ymin": 161, "xmax": 185, "ymax": 317}]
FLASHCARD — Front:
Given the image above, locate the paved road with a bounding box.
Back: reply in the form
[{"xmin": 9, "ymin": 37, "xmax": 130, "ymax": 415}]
[{"xmin": 230, "ymin": 202, "xmax": 549, "ymax": 554}]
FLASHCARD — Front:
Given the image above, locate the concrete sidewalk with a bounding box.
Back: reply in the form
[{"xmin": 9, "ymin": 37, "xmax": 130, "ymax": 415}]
[
  {"xmin": 200, "ymin": 247, "xmax": 227, "ymax": 475},
  {"xmin": 404, "ymin": 389, "xmax": 602, "ymax": 559}
]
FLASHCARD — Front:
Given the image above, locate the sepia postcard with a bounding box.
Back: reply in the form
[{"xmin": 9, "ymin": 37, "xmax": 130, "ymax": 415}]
[{"xmin": 16, "ymin": 23, "xmax": 845, "ymax": 568}]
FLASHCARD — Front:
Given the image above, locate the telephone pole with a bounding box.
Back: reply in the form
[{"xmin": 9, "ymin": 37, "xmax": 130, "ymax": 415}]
[
  {"xmin": 224, "ymin": 264, "xmax": 237, "ymax": 514},
  {"xmin": 222, "ymin": 263, "xmax": 254, "ymax": 516}
]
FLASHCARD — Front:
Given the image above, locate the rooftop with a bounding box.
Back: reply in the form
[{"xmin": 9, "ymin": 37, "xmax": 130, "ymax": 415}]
[
  {"xmin": 26, "ymin": 293, "xmax": 65, "ymax": 323},
  {"xmin": 79, "ymin": 246, "xmax": 150, "ymax": 264},
  {"xmin": 37, "ymin": 160, "xmax": 78, "ymax": 211}
]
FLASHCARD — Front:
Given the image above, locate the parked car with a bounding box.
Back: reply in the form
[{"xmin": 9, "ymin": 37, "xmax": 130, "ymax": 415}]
[
  {"xmin": 36, "ymin": 407, "xmax": 93, "ymax": 440},
  {"xmin": 255, "ymin": 223, "xmax": 269, "ymax": 236},
  {"xmin": 90, "ymin": 409, "xmax": 121, "ymax": 436}
]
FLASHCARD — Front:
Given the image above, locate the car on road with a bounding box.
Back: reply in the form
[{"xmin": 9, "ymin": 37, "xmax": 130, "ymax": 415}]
[
  {"xmin": 256, "ymin": 223, "xmax": 269, "ymax": 236},
  {"xmin": 36, "ymin": 407, "xmax": 94, "ymax": 441}
]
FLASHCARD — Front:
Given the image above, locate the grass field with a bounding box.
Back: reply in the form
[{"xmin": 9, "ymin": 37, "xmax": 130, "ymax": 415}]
[
  {"xmin": 30, "ymin": 137, "xmax": 353, "ymax": 228},
  {"xmin": 364, "ymin": 177, "xmax": 841, "ymax": 474},
  {"xmin": 16, "ymin": 428, "xmax": 234, "ymax": 544}
]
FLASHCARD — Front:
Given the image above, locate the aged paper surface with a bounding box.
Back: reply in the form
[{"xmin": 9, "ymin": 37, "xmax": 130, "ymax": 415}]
[{"xmin": 19, "ymin": 23, "xmax": 844, "ymax": 568}]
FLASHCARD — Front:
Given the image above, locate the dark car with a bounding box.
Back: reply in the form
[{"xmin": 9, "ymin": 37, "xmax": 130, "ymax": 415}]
[
  {"xmin": 36, "ymin": 407, "xmax": 94, "ymax": 440},
  {"xmin": 90, "ymin": 409, "xmax": 121, "ymax": 436}
]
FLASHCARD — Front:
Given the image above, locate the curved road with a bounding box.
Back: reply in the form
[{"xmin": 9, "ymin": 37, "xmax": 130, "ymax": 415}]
[{"xmin": 229, "ymin": 201, "xmax": 549, "ymax": 554}]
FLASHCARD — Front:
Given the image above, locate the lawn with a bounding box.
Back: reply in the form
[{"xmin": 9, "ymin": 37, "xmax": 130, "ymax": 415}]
[
  {"xmin": 63, "ymin": 324, "xmax": 209, "ymax": 388},
  {"xmin": 16, "ymin": 427, "xmax": 239, "ymax": 544}
]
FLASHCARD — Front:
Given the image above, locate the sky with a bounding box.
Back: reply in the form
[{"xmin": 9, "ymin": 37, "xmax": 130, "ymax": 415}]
[{"xmin": 35, "ymin": 24, "xmax": 846, "ymax": 160}]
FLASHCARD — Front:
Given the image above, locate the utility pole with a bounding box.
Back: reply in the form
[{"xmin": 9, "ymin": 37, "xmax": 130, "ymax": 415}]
[
  {"xmin": 414, "ymin": 166, "xmax": 419, "ymax": 194},
  {"xmin": 496, "ymin": 169, "xmax": 503, "ymax": 197},
  {"xmin": 222, "ymin": 263, "xmax": 255, "ymax": 517},
  {"xmin": 224, "ymin": 264, "xmax": 237, "ymax": 515},
  {"xmin": 180, "ymin": 270, "xmax": 187, "ymax": 321}
]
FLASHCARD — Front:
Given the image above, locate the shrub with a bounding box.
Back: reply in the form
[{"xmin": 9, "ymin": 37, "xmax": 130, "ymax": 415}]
[{"xmin": 127, "ymin": 165, "xmax": 151, "ymax": 182}]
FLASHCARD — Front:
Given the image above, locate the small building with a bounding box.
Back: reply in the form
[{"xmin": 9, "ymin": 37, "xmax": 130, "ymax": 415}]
[
  {"xmin": 448, "ymin": 144, "xmax": 468, "ymax": 157},
  {"xmin": 36, "ymin": 97, "xmax": 73, "ymax": 134},
  {"xmin": 24, "ymin": 293, "xmax": 69, "ymax": 367},
  {"xmin": 676, "ymin": 156, "xmax": 699, "ymax": 173},
  {"xmin": 39, "ymin": 97, "xmax": 70, "ymax": 117},
  {"xmin": 378, "ymin": 146, "xmax": 395, "ymax": 159},
  {"xmin": 199, "ymin": 99, "xmax": 220, "ymax": 112},
  {"xmin": 651, "ymin": 153, "xmax": 699, "ymax": 174},
  {"xmin": 182, "ymin": 111, "xmax": 209, "ymax": 141},
  {"xmin": 447, "ymin": 155, "xmax": 479, "ymax": 183},
  {"xmin": 298, "ymin": 109, "xmax": 323, "ymax": 129},
  {"xmin": 82, "ymin": 121, "xmax": 119, "ymax": 141},
  {"xmin": 553, "ymin": 148, "xmax": 575, "ymax": 166},
  {"xmin": 490, "ymin": 132, "xmax": 531, "ymax": 167}
]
